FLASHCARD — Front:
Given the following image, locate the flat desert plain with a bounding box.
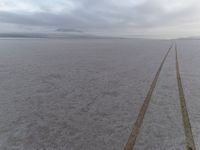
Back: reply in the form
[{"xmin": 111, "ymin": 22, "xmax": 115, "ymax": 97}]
[{"xmin": 0, "ymin": 38, "xmax": 199, "ymax": 150}]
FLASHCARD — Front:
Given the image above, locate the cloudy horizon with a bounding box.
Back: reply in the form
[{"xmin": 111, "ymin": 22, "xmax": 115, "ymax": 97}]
[{"xmin": 0, "ymin": 0, "xmax": 200, "ymax": 38}]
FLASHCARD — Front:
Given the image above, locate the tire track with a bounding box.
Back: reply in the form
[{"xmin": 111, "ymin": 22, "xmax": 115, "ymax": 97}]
[
  {"xmin": 175, "ymin": 44, "xmax": 196, "ymax": 150},
  {"xmin": 124, "ymin": 44, "xmax": 173, "ymax": 150}
]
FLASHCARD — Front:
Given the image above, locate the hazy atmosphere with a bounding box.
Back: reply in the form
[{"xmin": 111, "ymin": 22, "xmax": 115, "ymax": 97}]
[
  {"xmin": 1, "ymin": 0, "xmax": 200, "ymax": 38},
  {"xmin": 0, "ymin": 0, "xmax": 200, "ymax": 150}
]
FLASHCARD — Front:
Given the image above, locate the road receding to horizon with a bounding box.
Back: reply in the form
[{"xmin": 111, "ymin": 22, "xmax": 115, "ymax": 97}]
[
  {"xmin": 0, "ymin": 38, "xmax": 199, "ymax": 150},
  {"xmin": 124, "ymin": 43, "xmax": 172, "ymax": 150}
]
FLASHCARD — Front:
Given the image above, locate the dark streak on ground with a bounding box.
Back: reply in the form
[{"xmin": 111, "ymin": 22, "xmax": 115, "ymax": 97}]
[
  {"xmin": 175, "ymin": 43, "xmax": 196, "ymax": 150},
  {"xmin": 124, "ymin": 44, "xmax": 173, "ymax": 150}
]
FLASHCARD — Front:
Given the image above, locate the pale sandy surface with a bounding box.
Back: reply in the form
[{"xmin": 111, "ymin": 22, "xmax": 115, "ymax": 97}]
[
  {"xmin": 0, "ymin": 38, "xmax": 194, "ymax": 150},
  {"xmin": 134, "ymin": 44, "xmax": 185, "ymax": 150},
  {"xmin": 176, "ymin": 40, "xmax": 200, "ymax": 149}
]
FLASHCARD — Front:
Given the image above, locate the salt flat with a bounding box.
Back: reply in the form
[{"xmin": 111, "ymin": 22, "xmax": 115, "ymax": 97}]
[
  {"xmin": 134, "ymin": 43, "xmax": 185, "ymax": 149},
  {"xmin": 0, "ymin": 38, "xmax": 198, "ymax": 150},
  {"xmin": 176, "ymin": 40, "xmax": 200, "ymax": 149}
]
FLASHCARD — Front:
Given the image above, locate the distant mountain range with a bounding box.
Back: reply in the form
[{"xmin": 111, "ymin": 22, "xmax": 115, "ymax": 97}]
[
  {"xmin": 56, "ymin": 28, "xmax": 83, "ymax": 33},
  {"xmin": 0, "ymin": 33, "xmax": 48, "ymax": 38},
  {"xmin": 0, "ymin": 32, "xmax": 124, "ymax": 39}
]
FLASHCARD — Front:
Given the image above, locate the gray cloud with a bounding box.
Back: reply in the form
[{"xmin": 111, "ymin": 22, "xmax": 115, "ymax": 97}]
[{"xmin": 0, "ymin": 0, "xmax": 200, "ymax": 38}]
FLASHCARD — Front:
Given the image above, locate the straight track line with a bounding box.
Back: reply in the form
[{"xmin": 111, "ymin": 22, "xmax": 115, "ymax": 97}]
[
  {"xmin": 124, "ymin": 44, "xmax": 173, "ymax": 150},
  {"xmin": 175, "ymin": 44, "xmax": 196, "ymax": 150}
]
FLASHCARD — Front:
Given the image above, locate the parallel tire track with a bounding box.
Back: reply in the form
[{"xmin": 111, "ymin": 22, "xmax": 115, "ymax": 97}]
[
  {"xmin": 124, "ymin": 44, "xmax": 173, "ymax": 150},
  {"xmin": 175, "ymin": 44, "xmax": 196, "ymax": 150}
]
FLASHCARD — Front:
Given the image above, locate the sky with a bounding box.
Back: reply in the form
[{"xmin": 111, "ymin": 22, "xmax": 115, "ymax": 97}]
[{"xmin": 0, "ymin": 0, "xmax": 200, "ymax": 38}]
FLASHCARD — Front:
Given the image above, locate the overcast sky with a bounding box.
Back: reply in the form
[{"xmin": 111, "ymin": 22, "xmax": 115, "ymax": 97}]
[{"xmin": 0, "ymin": 0, "xmax": 200, "ymax": 38}]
